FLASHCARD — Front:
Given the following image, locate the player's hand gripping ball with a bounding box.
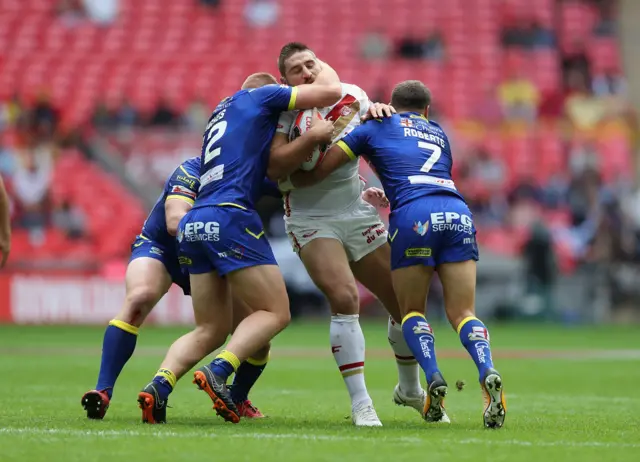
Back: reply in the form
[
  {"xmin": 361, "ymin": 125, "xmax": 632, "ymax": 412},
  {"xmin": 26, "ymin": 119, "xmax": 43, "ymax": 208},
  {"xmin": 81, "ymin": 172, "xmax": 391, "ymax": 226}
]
[{"xmin": 290, "ymin": 109, "xmax": 331, "ymax": 171}]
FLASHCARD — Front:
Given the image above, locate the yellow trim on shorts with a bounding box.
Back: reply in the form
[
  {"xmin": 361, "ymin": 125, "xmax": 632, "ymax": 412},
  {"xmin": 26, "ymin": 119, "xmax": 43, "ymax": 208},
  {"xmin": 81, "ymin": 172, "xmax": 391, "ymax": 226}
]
[
  {"xmin": 401, "ymin": 312, "xmax": 426, "ymax": 325},
  {"xmin": 247, "ymin": 352, "xmax": 270, "ymax": 366},
  {"xmin": 217, "ymin": 202, "xmax": 247, "ymax": 210},
  {"xmin": 139, "ymin": 234, "xmax": 150, "ymax": 241},
  {"xmin": 388, "ymin": 229, "xmax": 398, "ymax": 242},
  {"xmin": 166, "ymin": 194, "xmax": 195, "ymax": 205},
  {"xmin": 109, "ymin": 319, "xmax": 139, "ymax": 336},
  {"xmin": 456, "ymin": 316, "xmax": 479, "ymax": 334},
  {"xmin": 288, "ymin": 87, "xmax": 298, "ymax": 110},
  {"xmin": 179, "ymin": 165, "xmax": 198, "ymax": 179},
  {"xmin": 336, "ymin": 140, "xmax": 356, "ymax": 160},
  {"xmin": 245, "ymin": 228, "xmax": 265, "ymax": 239}
]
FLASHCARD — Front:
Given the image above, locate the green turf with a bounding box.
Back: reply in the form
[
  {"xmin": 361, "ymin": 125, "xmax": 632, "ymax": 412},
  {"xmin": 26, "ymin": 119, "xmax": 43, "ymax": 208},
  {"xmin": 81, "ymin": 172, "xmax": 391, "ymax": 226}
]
[{"xmin": 0, "ymin": 322, "xmax": 639, "ymax": 462}]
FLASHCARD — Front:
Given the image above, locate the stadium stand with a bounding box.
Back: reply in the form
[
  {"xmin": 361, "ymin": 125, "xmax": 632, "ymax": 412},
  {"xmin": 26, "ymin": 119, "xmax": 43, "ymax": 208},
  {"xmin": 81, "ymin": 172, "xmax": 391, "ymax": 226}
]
[{"xmin": 0, "ymin": 0, "xmax": 637, "ymax": 274}]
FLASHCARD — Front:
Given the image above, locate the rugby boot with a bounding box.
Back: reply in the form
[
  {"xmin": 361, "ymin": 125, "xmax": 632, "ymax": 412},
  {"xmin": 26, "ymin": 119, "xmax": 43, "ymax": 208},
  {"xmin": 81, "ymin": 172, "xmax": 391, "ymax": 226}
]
[
  {"xmin": 193, "ymin": 365, "xmax": 240, "ymax": 424},
  {"xmin": 423, "ymin": 372, "xmax": 450, "ymax": 423},
  {"xmin": 235, "ymin": 399, "xmax": 266, "ymax": 418},
  {"xmin": 351, "ymin": 400, "xmax": 383, "ymax": 427},
  {"xmin": 481, "ymin": 367, "xmax": 506, "ymax": 428},
  {"xmin": 81, "ymin": 389, "xmax": 110, "ymax": 420},
  {"xmin": 137, "ymin": 382, "xmax": 167, "ymax": 424}
]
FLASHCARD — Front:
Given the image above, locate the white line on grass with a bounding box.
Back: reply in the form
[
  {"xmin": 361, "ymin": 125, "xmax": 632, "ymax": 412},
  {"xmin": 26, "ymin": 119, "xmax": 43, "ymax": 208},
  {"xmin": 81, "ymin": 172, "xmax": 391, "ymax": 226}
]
[{"xmin": 1, "ymin": 427, "xmax": 638, "ymax": 449}]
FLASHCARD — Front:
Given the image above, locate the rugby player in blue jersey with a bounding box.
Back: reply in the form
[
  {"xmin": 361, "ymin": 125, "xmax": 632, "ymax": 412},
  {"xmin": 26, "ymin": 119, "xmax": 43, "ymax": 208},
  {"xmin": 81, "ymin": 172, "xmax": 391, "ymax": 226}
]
[
  {"xmin": 81, "ymin": 157, "xmax": 285, "ymax": 420},
  {"xmin": 282, "ymin": 80, "xmax": 507, "ymax": 428},
  {"xmin": 136, "ymin": 72, "xmax": 342, "ymax": 424}
]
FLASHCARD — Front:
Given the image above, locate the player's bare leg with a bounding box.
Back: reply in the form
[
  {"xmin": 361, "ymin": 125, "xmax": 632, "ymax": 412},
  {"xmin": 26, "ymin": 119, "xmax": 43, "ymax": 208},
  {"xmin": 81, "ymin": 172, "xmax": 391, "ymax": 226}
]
[
  {"xmin": 438, "ymin": 260, "xmax": 505, "ymax": 428},
  {"xmin": 139, "ymin": 271, "xmax": 232, "ymax": 424},
  {"xmin": 194, "ymin": 264, "xmax": 290, "ymax": 424},
  {"xmin": 229, "ymin": 294, "xmax": 271, "ymax": 418},
  {"xmin": 392, "ymin": 265, "xmax": 449, "ymax": 423},
  {"xmin": 300, "ymin": 238, "xmax": 381, "ymax": 427},
  {"xmin": 350, "ymin": 243, "xmax": 425, "ymax": 416},
  {"xmin": 83, "ymin": 258, "xmax": 172, "ymax": 419}
]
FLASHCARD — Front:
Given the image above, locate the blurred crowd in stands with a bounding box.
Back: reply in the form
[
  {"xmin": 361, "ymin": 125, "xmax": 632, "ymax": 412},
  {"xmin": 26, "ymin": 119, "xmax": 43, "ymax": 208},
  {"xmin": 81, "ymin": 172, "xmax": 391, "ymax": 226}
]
[{"xmin": 0, "ymin": 0, "xmax": 638, "ymax": 300}]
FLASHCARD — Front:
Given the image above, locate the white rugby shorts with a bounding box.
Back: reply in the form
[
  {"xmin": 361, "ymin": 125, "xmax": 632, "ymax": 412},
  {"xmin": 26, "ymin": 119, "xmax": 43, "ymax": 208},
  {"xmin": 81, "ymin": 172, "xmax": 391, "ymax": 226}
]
[{"xmin": 285, "ymin": 199, "xmax": 388, "ymax": 262}]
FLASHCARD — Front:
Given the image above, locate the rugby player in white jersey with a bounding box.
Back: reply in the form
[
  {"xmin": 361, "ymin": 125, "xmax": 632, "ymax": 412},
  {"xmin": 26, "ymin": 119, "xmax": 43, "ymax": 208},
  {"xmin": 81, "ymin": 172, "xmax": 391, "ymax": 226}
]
[{"xmin": 268, "ymin": 42, "xmax": 430, "ymax": 426}]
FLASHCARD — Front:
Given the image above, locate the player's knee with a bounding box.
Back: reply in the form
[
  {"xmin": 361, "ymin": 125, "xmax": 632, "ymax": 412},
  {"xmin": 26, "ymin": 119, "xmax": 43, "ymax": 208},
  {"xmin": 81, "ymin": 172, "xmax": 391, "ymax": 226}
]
[
  {"xmin": 121, "ymin": 285, "xmax": 161, "ymax": 325},
  {"xmin": 325, "ymin": 284, "xmax": 359, "ymax": 315},
  {"xmin": 275, "ymin": 308, "xmax": 291, "ymax": 332},
  {"xmin": 446, "ymin": 310, "xmax": 476, "ymax": 331},
  {"xmin": 194, "ymin": 323, "xmax": 229, "ymax": 353}
]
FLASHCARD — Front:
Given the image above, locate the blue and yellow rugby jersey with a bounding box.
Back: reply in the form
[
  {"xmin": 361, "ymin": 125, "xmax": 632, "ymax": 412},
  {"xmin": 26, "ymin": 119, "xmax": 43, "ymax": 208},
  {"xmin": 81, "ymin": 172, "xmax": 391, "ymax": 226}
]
[
  {"xmin": 139, "ymin": 157, "xmax": 201, "ymax": 248},
  {"xmin": 337, "ymin": 112, "xmax": 465, "ymax": 210},
  {"xmin": 195, "ymin": 84, "xmax": 297, "ymax": 210}
]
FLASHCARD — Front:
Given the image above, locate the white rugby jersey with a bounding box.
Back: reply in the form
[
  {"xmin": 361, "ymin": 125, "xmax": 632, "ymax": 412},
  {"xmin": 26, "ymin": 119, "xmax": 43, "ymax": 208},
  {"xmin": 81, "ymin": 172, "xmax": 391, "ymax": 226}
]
[{"xmin": 276, "ymin": 83, "xmax": 370, "ymax": 217}]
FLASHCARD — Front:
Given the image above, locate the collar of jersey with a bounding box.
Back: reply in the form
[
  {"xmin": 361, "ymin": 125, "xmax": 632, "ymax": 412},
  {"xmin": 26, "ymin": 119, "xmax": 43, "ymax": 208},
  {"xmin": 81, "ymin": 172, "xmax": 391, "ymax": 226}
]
[{"xmin": 400, "ymin": 111, "xmax": 428, "ymax": 121}]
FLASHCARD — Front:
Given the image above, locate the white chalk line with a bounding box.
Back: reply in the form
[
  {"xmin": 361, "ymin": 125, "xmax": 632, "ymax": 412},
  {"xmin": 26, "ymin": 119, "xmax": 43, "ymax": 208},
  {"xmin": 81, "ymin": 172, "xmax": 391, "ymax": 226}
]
[{"xmin": 0, "ymin": 427, "xmax": 638, "ymax": 449}]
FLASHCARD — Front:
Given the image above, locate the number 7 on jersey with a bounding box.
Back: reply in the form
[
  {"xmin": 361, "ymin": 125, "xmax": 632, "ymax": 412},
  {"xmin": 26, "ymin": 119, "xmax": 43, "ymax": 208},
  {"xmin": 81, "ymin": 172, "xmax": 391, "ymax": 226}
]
[{"xmin": 418, "ymin": 141, "xmax": 442, "ymax": 173}]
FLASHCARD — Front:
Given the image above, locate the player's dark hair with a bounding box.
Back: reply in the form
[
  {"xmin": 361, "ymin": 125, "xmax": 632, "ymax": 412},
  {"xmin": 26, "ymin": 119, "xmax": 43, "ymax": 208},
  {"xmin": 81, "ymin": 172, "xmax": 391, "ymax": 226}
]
[
  {"xmin": 241, "ymin": 72, "xmax": 279, "ymax": 89},
  {"xmin": 278, "ymin": 42, "xmax": 314, "ymax": 77},
  {"xmin": 390, "ymin": 80, "xmax": 431, "ymax": 113}
]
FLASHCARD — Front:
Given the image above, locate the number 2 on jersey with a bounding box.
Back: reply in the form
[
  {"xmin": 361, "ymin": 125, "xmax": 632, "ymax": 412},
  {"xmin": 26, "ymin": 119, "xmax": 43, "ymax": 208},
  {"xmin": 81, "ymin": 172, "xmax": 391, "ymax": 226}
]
[
  {"xmin": 418, "ymin": 141, "xmax": 442, "ymax": 173},
  {"xmin": 204, "ymin": 121, "xmax": 227, "ymax": 164}
]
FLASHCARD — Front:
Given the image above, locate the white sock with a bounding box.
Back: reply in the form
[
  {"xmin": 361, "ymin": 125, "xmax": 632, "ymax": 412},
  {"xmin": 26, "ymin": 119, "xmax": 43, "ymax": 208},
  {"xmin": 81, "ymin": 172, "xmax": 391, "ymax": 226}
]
[
  {"xmin": 330, "ymin": 314, "xmax": 372, "ymax": 406},
  {"xmin": 388, "ymin": 316, "xmax": 423, "ymax": 396}
]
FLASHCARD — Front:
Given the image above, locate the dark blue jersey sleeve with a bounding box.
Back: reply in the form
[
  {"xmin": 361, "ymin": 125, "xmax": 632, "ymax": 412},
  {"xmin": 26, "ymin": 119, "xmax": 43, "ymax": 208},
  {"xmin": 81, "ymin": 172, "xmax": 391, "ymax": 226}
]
[
  {"xmin": 166, "ymin": 158, "xmax": 201, "ymax": 205},
  {"xmin": 251, "ymin": 84, "xmax": 298, "ymax": 113},
  {"xmin": 335, "ymin": 120, "xmax": 375, "ymax": 160}
]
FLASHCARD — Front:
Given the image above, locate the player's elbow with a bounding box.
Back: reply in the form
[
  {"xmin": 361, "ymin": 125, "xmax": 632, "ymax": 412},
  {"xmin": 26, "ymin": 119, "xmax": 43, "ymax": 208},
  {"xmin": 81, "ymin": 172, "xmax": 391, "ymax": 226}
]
[{"xmin": 267, "ymin": 158, "xmax": 286, "ymax": 181}]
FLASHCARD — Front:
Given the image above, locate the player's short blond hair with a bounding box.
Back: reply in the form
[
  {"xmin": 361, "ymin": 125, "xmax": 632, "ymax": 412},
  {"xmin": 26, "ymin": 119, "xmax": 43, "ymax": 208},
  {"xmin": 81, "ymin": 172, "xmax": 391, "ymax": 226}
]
[{"xmin": 241, "ymin": 72, "xmax": 279, "ymax": 89}]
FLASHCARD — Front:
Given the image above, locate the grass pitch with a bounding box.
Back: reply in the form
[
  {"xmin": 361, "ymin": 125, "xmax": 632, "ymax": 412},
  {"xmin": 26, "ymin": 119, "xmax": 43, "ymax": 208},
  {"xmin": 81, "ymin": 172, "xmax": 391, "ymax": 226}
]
[{"xmin": 0, "ymin": 322, "xmax": 639, "ymax": 462}]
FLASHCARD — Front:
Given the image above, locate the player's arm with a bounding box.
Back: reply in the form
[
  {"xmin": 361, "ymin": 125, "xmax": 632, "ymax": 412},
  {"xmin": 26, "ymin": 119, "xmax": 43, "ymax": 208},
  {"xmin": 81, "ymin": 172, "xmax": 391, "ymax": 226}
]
[
  {"xmin": 283, "ymin": 124, "xmax": 371, "ymax": 190},
  {"xmin": 267, "ymin": 109, "xmax": 334, "ymax": 180},
  {"xmin": 292, "ymin": 83, "xmax": 342, "ymax": 110},
  {"xmin": 164, "ymin": 162, "xmax": 200, "ymax": 236},
  {"xmin": 281, "ymin": 142, "xmax": 353, "ymax": 190},
  {"xmin": 165, "ymin": 199, "xmax": 192, "ymax": 236},
  {"xmin": 314, "ymin": 60, "xmax": 340, "ymax": 85},
  {"xmin": 0, "ymin": 176, "xmax": 11, "ymax": 268}
]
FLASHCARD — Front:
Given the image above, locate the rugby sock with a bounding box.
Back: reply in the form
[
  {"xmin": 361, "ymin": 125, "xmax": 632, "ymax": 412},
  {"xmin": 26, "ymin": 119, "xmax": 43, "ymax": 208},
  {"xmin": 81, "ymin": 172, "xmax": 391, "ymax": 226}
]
[
  {"xmin": 457, "ymin": 316, "xmax": 495, "ymax": 381},
  {"xmin": 401, "ymin": 313, "xmax": 441, "ymax": 385},
  {"xmin": 209, "ymin": 350, "xmax": 241, "ymax": 382},
  {"xmin": 152, "ymin": 368, "xmax": 176, "ymax": 401},
  {"xmin": 388, "ymin": 317, "xmax": 422, "ymax": 396},
  {"xmin": 330, "ymin": 314, "xmax": 371, "ymax": 406},
  {"xmin": 95, "ymin": 320, "xmax": 139, "ymax": 398},
  {"xmin": 231, "ymin": 352, "xmax": 270, "ymax": 403}
]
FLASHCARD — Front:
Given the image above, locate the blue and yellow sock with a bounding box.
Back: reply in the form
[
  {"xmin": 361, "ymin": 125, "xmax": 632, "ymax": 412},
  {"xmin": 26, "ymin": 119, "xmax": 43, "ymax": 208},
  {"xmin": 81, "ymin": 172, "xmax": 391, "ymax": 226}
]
[
  {"xmin": 209, "ymin": 350, "xmax": 241, "ymax": 382},
  {"xmin": 401, "ymin": 312, "xmax": 440, "ymax": 384},
  {"xmin": 231, "ymin": 352, "xmax": 270, "ymax": 403},
  {"xmin": 457, "ymin": 316, "xmax": 494, "ymax": 380},
  {"xmin": 95, "ymin": 320, "xmax": 139, "ymax": 398},
  {"xmin": 152, "ymin": 368, "xmax": 177, "ymax": 401}
]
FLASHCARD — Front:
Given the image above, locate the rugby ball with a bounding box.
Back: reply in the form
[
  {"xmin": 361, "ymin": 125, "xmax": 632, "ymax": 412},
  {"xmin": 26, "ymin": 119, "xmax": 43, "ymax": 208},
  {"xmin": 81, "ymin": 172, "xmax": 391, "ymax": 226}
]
[{"xmin": 289, "ymin": 109, "xmax": 328, "ymax": 171}]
